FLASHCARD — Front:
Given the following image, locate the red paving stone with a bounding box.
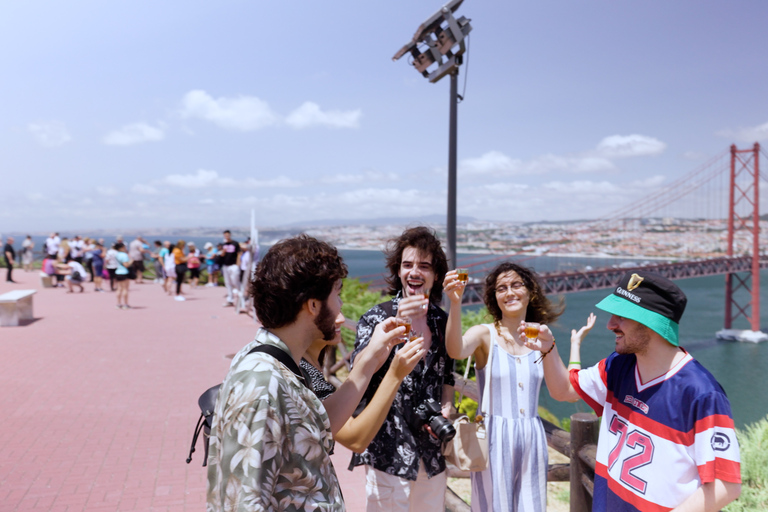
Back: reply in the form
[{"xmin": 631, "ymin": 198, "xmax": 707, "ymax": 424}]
[{"xmin": 0, "ymin": 272, "xmax": 367, "ymax": 511}]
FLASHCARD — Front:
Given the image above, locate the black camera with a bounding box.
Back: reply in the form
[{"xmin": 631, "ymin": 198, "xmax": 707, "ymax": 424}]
[{"xmin": 412, "ymin": 398, "xmax": 455, "ymax": 443}]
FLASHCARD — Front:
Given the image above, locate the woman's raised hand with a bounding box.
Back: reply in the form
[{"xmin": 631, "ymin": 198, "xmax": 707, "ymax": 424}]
[
  {"xmin": 571, "ymin": 313, "xmax": 596, "ymax": 346},
  {"xmin": 443, "ymin": 269, "xmax": 466, "ymax": 305}
]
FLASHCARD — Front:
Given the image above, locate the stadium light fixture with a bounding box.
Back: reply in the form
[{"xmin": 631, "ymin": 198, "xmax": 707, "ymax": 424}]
[{"xmin": 393, "ymin": 0, "xmax": 472, "ymax": 269}]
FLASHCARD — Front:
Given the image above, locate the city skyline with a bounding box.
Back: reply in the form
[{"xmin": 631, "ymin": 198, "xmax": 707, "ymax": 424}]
[{"xmin": 2, "ymin": 1, "xmax": 768, "ymax": 232}]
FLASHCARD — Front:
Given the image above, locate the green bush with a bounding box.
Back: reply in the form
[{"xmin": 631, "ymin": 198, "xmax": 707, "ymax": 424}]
[
  {"xmin": 339, "ymin": 278, "xmax": 390, "ymax": 350},
  {"xmin": 724, "ymin": 415, "xmax": 768, "ymax": 511}
]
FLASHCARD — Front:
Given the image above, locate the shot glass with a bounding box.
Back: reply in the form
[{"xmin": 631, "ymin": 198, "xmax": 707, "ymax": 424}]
[
  {"xmin": 396, "ymin": 317, "xmax": 412, "ymax": 339},
  {"xmin": 523, "ymin": 322, "xmax": 540, "ymax": 341},
  {"xmin": 456, "ymin": 268, "xmax": 469, "ymax": 283}
]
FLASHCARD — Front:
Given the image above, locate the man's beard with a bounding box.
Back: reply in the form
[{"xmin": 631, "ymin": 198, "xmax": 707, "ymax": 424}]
[{"xmin": 315, "ymin": 299, "xmax": 337, "ymax": 341}]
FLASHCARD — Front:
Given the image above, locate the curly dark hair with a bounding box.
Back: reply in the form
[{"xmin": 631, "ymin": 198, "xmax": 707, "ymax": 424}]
[
  {"xmin": 483, "ymin": 261, "xmax": 563, "ymax": 324},
  {"xmin": 250, "ymin": 235, "xmax": 348, "ymax": 329},
  {"xmin": 384, "ymin": 226, "xmax": 448, "ymax": 303}
]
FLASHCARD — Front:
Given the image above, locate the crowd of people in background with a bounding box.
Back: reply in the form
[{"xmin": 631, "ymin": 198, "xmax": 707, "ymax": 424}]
[{"xmin": 0, "ymin": 230, "xmax": 257, "ymax": 310}]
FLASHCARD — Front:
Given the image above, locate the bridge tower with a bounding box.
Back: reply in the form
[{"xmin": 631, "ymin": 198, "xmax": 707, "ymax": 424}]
[{"xmin": 724, "ymin": 143, "xmax": 762, "ymax": 331}]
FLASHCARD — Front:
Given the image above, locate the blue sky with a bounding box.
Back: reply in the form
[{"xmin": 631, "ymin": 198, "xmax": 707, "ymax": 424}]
[{"xmin": 2, "ymin": 0, "xmax": 767, "ymax": 232}]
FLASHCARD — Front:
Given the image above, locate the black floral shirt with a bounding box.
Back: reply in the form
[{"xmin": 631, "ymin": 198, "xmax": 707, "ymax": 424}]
[{"xmin": 348, "ymin": 293, "xmax": 455, "ymax": 480}]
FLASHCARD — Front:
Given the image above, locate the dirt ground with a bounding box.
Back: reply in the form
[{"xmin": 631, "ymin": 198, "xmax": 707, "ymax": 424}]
[{"xmin": 447, "ymin": 446, "xmax": 570, "ymax": 511}]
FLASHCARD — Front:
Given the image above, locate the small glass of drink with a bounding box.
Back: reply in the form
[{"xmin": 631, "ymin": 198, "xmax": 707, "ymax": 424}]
[
  {"xmin": 523, "ymin": 322, "xmax": 540, "ymax": 341},
  {"xmin": 422, "ymin": 288, "xmax": 431, "ymax": 310},
  {"xmin": 409, "ymin": 330, "xmax": 422, "ymax": 342},
  {"xmin": 396, "ymin": 317, "xmax": 412, "ymax": 338},
  {"xmin": 456, "ymin": 268, "xmax": 469, "ymax": 283}
]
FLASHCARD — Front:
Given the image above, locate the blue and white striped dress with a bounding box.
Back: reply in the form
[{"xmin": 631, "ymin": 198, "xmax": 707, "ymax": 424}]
[{"xmin": 470, "ymin": 324, "xmax": 548, "ymax": 512}]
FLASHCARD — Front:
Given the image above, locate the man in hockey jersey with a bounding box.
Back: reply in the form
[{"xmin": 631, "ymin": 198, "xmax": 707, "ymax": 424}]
[{"xmin": 526, "ymin": 271, "xmax": 741, "ymax": 512}]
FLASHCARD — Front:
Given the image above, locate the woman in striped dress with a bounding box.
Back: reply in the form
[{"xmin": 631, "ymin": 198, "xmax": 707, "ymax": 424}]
[{"xmin": 444, "ymin": 262, "xmax": 563, "ymax": 511}]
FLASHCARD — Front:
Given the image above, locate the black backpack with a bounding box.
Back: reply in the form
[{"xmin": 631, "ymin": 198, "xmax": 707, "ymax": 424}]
[{"xmin": 186, "ymin": 343, "xmax": 313, "ymax": 466}]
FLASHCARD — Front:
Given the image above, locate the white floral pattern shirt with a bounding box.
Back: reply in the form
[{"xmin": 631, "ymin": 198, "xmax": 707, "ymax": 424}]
[{"xmin": 206, "ymin": 329, "xmax": 344, "ymax": 512}]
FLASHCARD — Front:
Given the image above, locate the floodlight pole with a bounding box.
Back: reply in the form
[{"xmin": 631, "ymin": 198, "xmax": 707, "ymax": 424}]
[{"xmin": 447, "ymin": 69, "xmax": 458, "ymax": 269}]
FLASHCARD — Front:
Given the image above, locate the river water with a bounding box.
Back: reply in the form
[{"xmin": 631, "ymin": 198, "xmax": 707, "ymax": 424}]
[{"xmin": 16, "ymin": 236, "xmax": 768, "ymax": 427}]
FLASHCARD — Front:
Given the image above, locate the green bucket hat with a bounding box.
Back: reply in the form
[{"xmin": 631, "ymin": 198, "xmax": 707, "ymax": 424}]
[{"xmin": 596, "ymin": 271, "xmax": 687, "ymax": 346}]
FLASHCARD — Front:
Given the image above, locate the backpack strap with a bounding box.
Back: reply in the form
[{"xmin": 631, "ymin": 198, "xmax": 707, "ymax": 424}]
[
  {"xmin": 186, "ymin": 342, "xmax": 313, "ymax": 466},
  {"xmin": 247, "ymin": 343, "xmax": 313, "ymax": 392}
]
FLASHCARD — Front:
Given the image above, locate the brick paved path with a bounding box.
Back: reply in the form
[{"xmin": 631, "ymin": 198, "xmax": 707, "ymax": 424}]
[{"xmin": 0, "ymin": 272, "xmax": 366, "ymax": 511}]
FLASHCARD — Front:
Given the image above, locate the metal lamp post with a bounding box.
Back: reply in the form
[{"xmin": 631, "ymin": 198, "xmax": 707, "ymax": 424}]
[{"xmin": 393, "ymin": 0, "xmax": 472, "ymax": 269}]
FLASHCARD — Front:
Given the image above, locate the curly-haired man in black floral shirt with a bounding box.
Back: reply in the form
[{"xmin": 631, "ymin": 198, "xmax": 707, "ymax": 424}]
[{"xmin": 349, "ymin": 226, "xmax": 455, "ymax": 511}]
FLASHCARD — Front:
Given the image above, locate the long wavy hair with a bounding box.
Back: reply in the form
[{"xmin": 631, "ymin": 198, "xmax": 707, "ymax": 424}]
[
  {"xmin": 483, "ymin": 261, "xmax": 563, "ymax": 324},
  {"xmin": 383, "ymin": 226, "xmax": 448, "ymax": 303}
]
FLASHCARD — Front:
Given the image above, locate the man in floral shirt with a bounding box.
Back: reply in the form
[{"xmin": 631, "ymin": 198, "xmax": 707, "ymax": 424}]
[
  {"xmin": 349, "ymin": 226, "xmax": 455, "ymax": 511},
  {"xmin": 207, "ymin": 235, "xmax": 348, "ymax": 512}
]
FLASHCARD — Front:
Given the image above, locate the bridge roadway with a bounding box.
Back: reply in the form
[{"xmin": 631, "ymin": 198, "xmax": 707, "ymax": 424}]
[{"xmin": 459, "ymin": 255, "xmax": 768, "ymax": 305}]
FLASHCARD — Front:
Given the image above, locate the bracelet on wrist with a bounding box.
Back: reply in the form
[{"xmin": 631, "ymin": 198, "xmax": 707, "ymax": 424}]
[
  {"xmin": 535, "ymin": 338, "xmax": 555, "ymax": 363},
  {"xmin": 569, "ymin": 361, "xmax": 581, "ymax": 366}
]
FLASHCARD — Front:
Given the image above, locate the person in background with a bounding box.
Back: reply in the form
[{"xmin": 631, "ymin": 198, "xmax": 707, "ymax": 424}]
[
  {"xmin": 82, "ymin": 238, "xmax": 95, "ymax": 281},
  {"xmin": 58, "ymin": 237, "xmax": 70, "ymax": 263},
  {"xmin": 113, "ymin": 242, "xmax": 132, "ymax": 309},
  {"xmin": 220, "ymin": 230, "xmax": 241, "ymax": 307},
  {"xmin": 163, "ymin": 241, "xmax": 176, "ymax": 296},
  {"xmin": 4, "ymin": 236, "xmax": 16, "ymax": 283},
  {"xmin": 89, "ymin": 242, "xmax": 106, "ymax": 292},
  {"xmin": 21, "ymin": 235, "xmax": 34, "ymax": 272},
  {"xmin": 349, "ymin": 226, "xmax": 454, "ymax": 512},
  {"xmin": 526, "ymin": 271, "xmax": 741, "ymax": 512},
  {"xmin": 45, "ymin": 232, "xmax": 60, "ymax": 258},
  {"xmin": 204, "ymin": 242, "xmax": 218, "ymax": 287},
  {"xmin": 152, "ymin": 241, "xmax": 165, "ymax": 285},
  {"xmin": 64, "ymin": 259, "xmax": 87, "ymax": 293},
  {"xmin": 186, "ymin": 242, "xmax": 201, "ymax": 289},
  {"xmin": 128, "ymin": 236, "xmax": 146, "ymax": 284},
  {"xmin": 171, "ymin": 240, "xmax": 188, "ymax": 302},
  {"xmin": 105, "ymin": 243, "xmax": 119, "ymax": 292},
  {"xmin": 237, "ymin": 240, "xmax": 251, "ymax": 309},
  {"xmin": 70, "ymin": 235, "xmax": 84, "ymax": 264}
]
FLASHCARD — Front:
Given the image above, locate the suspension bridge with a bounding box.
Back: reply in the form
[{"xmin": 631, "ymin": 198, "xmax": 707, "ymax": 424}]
[{"xmin": 360, "ymin": 143, "xmax": 767, "ymax": 337}]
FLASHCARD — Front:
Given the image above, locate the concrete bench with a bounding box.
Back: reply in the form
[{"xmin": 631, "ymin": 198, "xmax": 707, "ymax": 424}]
[
  {"xmin": 0, "ymin": 289, "xmax": 37, "ymax": 327},
  {"xmin": 40, "ymin": 272, "xmax": 54, "ymax": 288}
]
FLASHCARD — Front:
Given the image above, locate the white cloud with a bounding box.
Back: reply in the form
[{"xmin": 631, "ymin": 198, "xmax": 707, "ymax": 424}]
[
  {"xmin": 164, "ymin": 169, "xmax": 236, "ymax": 188},
  {"xmin": 595, "ymin": 134, "xmax": 666, "ymax": 158},
  {"xmin": 320, "ymin": 170, "xmax": 398, "ymax": 184},
  {"xmin": 459, "ymin": 151, "xmax": 614, "ymax": 177},
  {"xmin": 103, "ymin": 122, "xmax": 165, "ymax": 146},
  {"xmin": 180, "ymin": 90, "xmax": 278, "ymax": 131},
  {"xmin": 285, "ymin": 101, "xmax": 361, "ymax": 129},
  {"xmin": 716, "ymin": 121, "xmax": 768, "ymax": 143},
  {"xmin": 542, "ymin": 180, "xmax": 621, "ymax": 194},
  {"xmin": 27, "ymin": 121, "xmax": 71, "ymax": 147},
  {"xmin": 96, "ymin": 186, "xmax": 119, "ymax": 196},
  {"xmin": 630, "ymin": 175, "xmax": 665, "ymax": 188},
  {"xmin": 460, "ymin": 151, "xmax": 523, "ymax": 175},
  {"xmin": 132, "ymin": 184, "xmax": 159, "ymax": 195},
  {"xmin": 242, "ymin": 176, "xmax": 303, "ymax": 188}
]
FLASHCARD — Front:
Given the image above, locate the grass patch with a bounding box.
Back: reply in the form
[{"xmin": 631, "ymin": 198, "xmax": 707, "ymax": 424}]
[{"xmin": 724, "ymin": 415, "xmax": 768, "ymax": 511}]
